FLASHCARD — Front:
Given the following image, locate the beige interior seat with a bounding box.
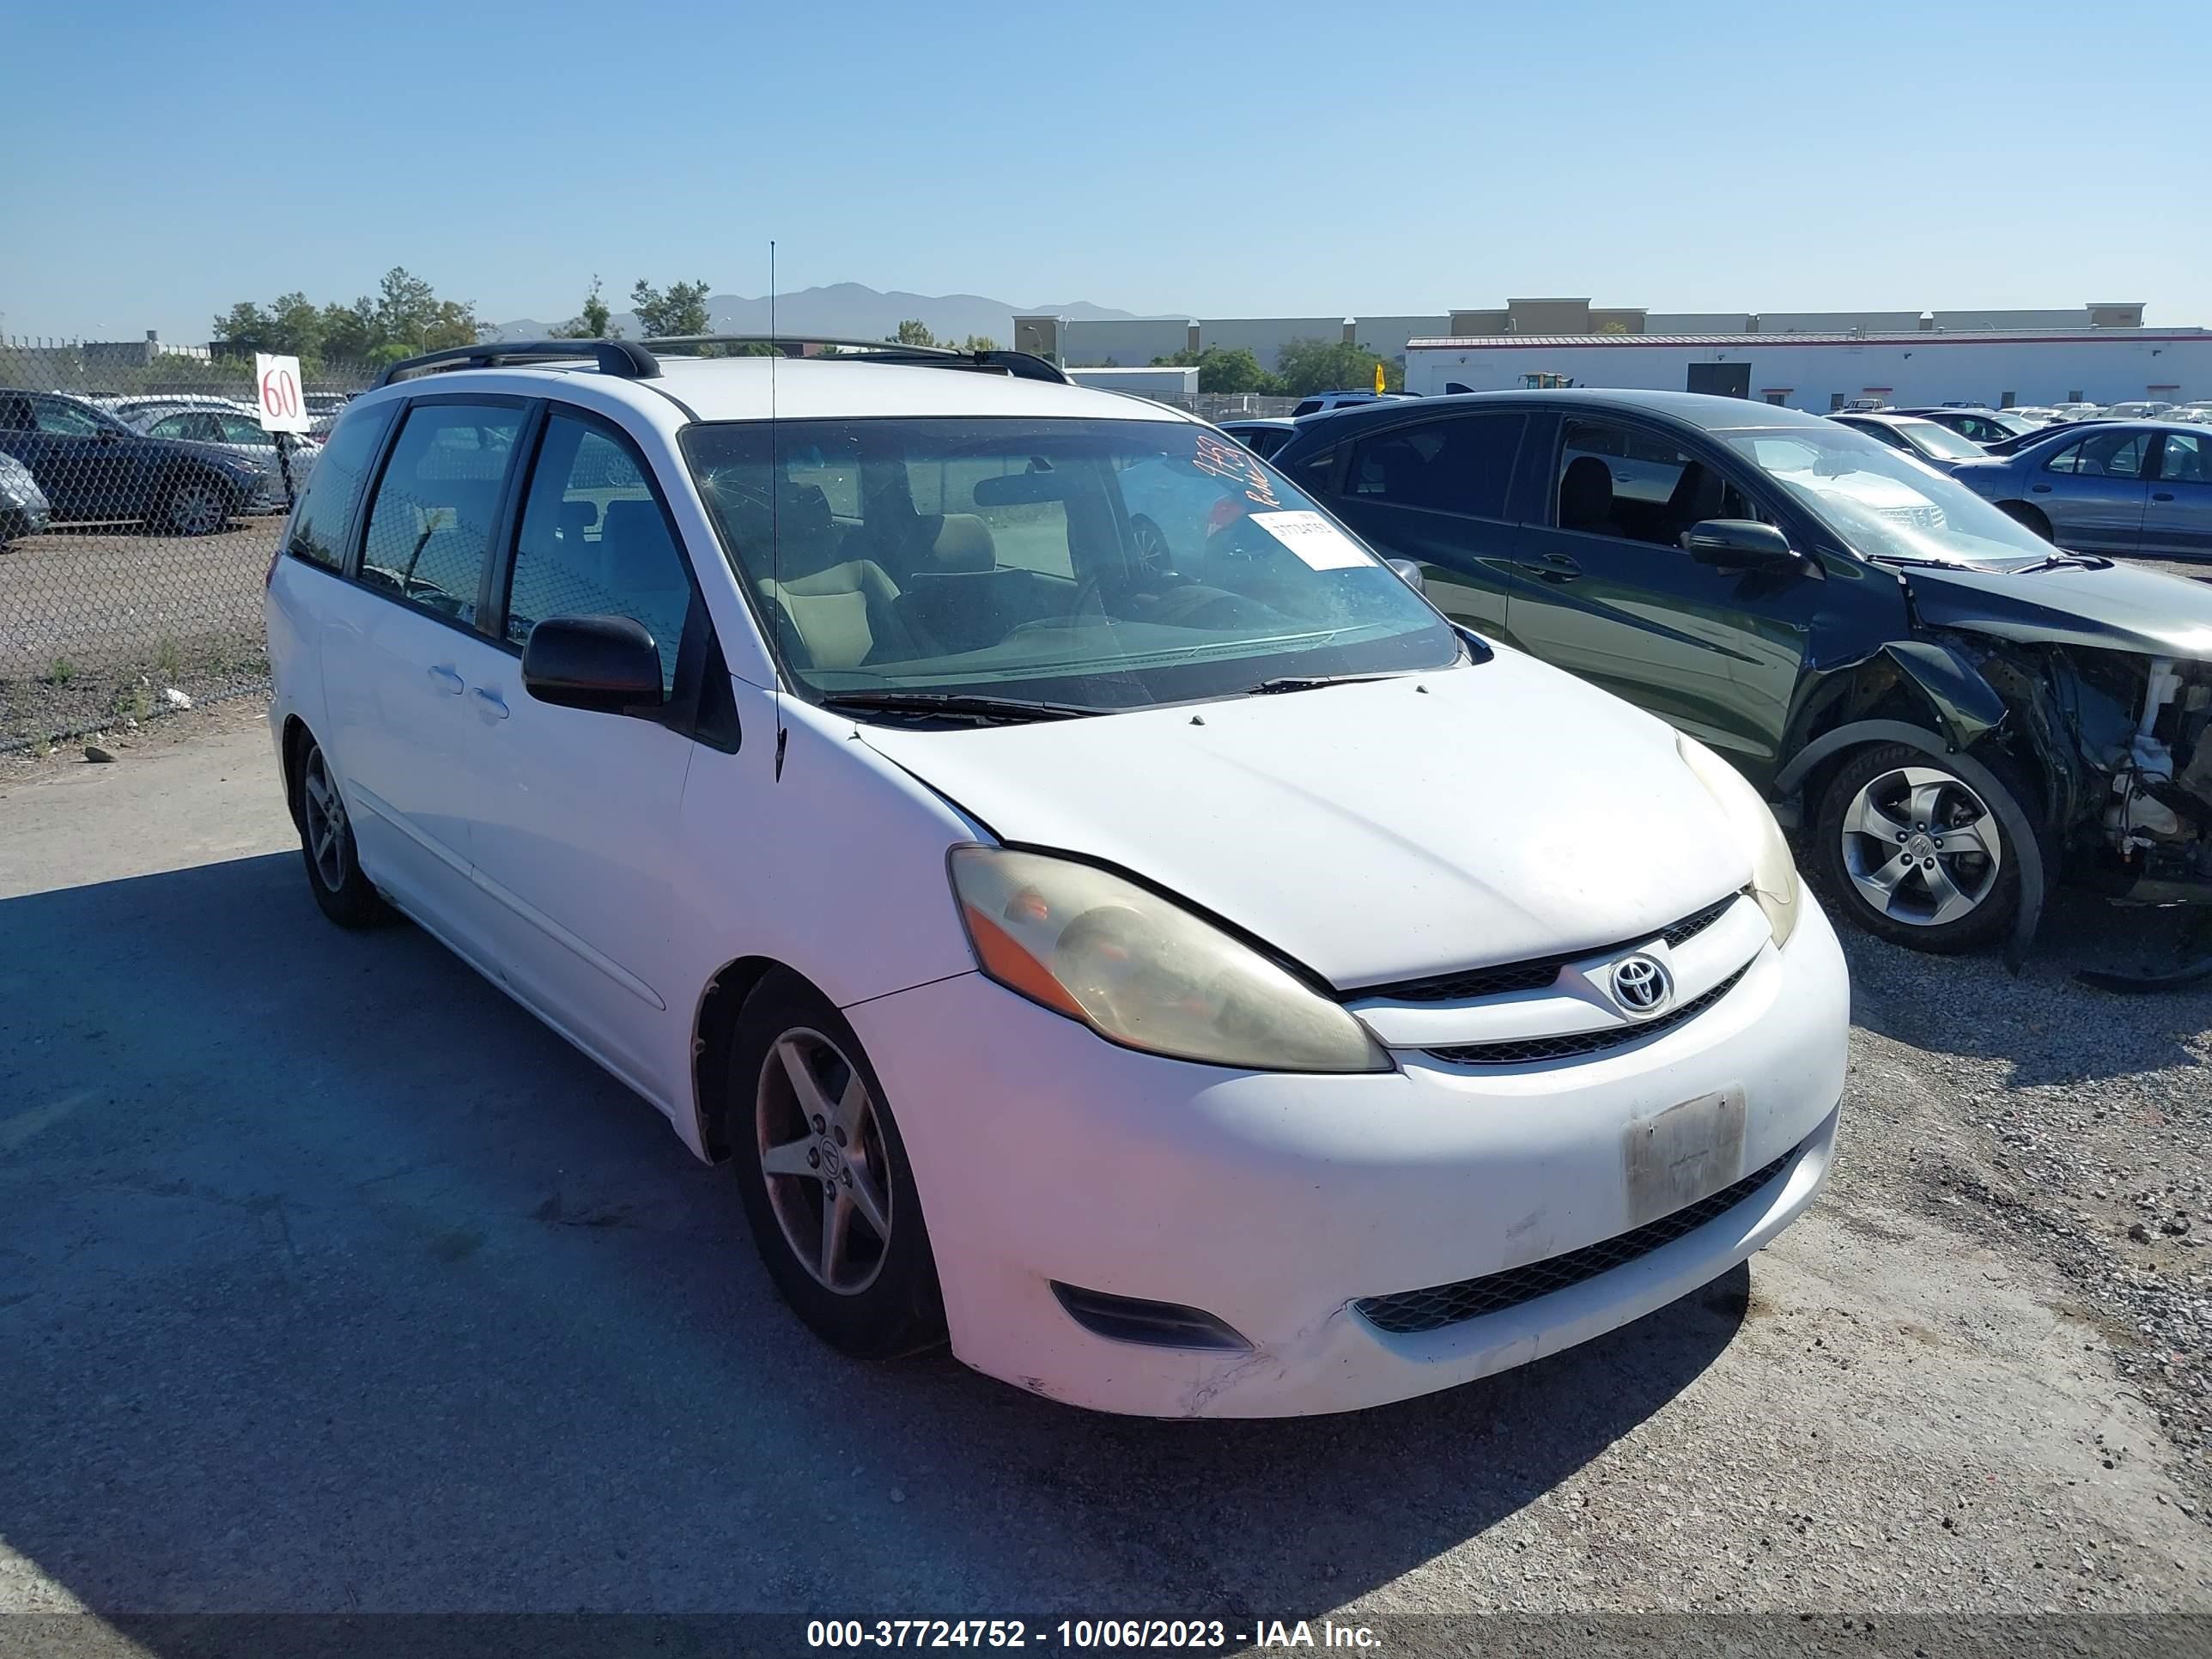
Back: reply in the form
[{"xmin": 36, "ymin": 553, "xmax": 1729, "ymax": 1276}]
[{"xmin": 757, "ymin": 559, "xmax": 914, "ymax": 671}]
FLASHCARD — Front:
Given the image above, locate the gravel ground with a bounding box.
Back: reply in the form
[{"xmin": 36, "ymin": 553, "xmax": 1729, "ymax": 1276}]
[
  {"xmin": 1830, "ymin": 884, "xmax": 2212, "ymax": 1517},
  {"xmin": 0, "ymin": 712, "xmax": 2209, "ymax": 1646},
  {"xmin": 0, "ymin": 520, "xmax": 277, "ymax": 751}
]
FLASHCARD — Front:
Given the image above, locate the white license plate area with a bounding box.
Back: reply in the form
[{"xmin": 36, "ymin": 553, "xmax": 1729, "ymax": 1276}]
[{"xmin": 1622, "ymin": 1086, "xmax": 1747, "ymax": 1230}]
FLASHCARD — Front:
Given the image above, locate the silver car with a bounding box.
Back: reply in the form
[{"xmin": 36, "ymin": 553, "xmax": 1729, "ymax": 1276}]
[{"xmin": 127, "ymin": 401, "xmax": 319, "ymax": 508}]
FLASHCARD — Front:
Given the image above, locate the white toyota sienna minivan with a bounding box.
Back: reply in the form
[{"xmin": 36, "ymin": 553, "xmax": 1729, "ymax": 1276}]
[{"xmin": 264, "ymin": 337, "xmax": 1849, "ymax": 1418}]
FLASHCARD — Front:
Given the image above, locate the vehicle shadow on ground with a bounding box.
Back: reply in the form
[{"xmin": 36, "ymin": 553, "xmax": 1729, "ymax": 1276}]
[
  {"xmin": 0, "ymin": 852, "xmax": 1744, "ymax": 1621},
  {"xmin": 1814, "ymin": 877, "xmax": 2211, "ymax": 1090}
]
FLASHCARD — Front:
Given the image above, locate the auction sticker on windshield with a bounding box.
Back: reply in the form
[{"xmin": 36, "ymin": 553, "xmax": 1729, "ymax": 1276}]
[{"xmin": 1250, "ymin": 509, "xmax": 1370, "ymax": 570}]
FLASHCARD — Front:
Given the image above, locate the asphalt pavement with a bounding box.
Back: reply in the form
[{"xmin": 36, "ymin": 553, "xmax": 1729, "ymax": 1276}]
[{"xmin": 2, "ymin": 706, "xmax": 2209, "ymax": 1646}]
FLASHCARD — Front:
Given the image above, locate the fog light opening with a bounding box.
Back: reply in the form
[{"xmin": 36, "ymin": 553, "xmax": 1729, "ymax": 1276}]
[{"xmin": 1049, "ymin": 1283, "xmax": 1252, "ymax": 1352}]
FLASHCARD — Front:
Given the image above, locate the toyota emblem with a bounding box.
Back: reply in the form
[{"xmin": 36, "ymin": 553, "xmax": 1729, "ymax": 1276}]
[{"xmin": 1613, "ymin": 954, "xmax": 1671, "ymax": 1015}]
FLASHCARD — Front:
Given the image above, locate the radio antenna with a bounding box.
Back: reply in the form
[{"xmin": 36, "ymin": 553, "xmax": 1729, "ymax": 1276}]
[{"xmin": 769, "ymin": 238, "xmax": 787, "ymax": 780}]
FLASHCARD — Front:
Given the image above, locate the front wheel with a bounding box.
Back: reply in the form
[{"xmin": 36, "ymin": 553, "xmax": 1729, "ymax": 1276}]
[
  {"xmin": 1814, "ymin": 744, "xmax": 2028, "ymax": 952},
  {"xmin": 164, "ymin": 475, "xmax": 232, "ymax": 537},
  {"xmin": 727, "ymin": 971, "xmax": 945, "ymax": 1359}
]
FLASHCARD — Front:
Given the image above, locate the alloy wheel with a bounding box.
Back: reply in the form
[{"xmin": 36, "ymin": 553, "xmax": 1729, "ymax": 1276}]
[
  {"xmin": 756, "ymin": 1027, "xmax": 894, "ymax": 1296},
  {"xmin": 169, "ymin": 483, "xmax": 227, "ymax": 536},
  {"xmin": 301, "ymin": 748, "xmax": 350, "ymax": 893},
  {"xmin": 1838, "ymin": 765, "xmax": 2003, "ymax": 927}
]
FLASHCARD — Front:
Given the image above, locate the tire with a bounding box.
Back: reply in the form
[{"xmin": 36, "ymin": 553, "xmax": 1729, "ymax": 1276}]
[
  {"xmin": 1814, "ymin": 743, "xmax": 2031, "ymax": 953},
  {"xmin": 727, "ymin": 970, "xmax": 945, "ymax": 1359},
  {"xmin": 295, "ymin": 737, "xmax": 386, "ymax": 929},
  {"xmin": 163, "ymin": 474, "xmax": 233, "ymax": 537},
  {"xmin": 1997, "ymin": 501, "xmax": 2052, "ymax": 540},
  {"xmin": 1128, "ymin": 514, "xmax": 1174, "ymax": 575}
]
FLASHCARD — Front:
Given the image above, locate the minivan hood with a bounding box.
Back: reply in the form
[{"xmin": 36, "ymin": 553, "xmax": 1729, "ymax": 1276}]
[
  {"xmin": 856, "ymin": 649, "xmax": 1751, "ymax": 988},
  {"xmin": 1903, "ymin": 560, "xmax": 2212, "ymax": 659}
]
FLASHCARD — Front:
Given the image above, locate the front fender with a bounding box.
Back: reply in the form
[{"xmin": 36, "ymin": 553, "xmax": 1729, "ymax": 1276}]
[{"xmin": 1878, "ymin": 638, "xmax": 2008, "ymax": 749}]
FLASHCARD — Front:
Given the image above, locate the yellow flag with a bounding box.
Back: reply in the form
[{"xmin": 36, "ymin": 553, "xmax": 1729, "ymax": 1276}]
[{"xmin": 1373, "ymin": 361, "xmax": 1386, "ymax": 394}]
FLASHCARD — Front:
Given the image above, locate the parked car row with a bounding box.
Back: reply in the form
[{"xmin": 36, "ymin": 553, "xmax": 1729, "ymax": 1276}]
[{"xmin": 0, "ymin": 389, "xmax": 305, "ymax": 538}]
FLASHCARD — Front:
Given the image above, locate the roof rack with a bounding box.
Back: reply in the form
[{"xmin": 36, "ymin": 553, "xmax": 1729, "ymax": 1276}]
[
  {"xmin": 372, "ymin": 339, "xmax": 662, "ymax": 388},
  {"xmin": 371, "ymin": 335, "xmax": 1072, "ymax": 391},
  {"xmin": 642, "ymin": 336, "xmax": 1071, "ymax": 386}
]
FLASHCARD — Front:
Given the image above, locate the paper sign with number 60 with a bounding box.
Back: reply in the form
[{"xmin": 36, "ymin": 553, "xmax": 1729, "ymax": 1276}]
[{"xmin": 255, "ymin": 353, "xmax": 311, "ymax": 434}]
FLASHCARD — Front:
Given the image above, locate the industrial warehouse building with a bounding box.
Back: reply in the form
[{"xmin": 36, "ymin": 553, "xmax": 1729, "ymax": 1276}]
[
  {"xmin": 1015, "ymin": 297, "xmax": 2205, "ymax": 410},
  {"xmin": 1400, "ymin": 325, "xmax": 2212, "ymax": 410}
]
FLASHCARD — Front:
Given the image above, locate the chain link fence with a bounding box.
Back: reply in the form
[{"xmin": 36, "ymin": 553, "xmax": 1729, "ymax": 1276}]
[{"xmin": 0, "ymin": 340, "xmax": 376, "ymax": 750}]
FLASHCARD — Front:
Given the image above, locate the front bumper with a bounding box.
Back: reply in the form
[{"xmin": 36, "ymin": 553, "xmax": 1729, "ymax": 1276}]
[{"xmin": 846, "ymin": 898, "xmax": 1850, "ymax": 1418}]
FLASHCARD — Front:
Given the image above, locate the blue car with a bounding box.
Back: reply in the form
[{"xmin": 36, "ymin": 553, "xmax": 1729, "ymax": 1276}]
[{"xmin": 1948, "ymin": 421, "xmax": 2212, "ymax": 559}]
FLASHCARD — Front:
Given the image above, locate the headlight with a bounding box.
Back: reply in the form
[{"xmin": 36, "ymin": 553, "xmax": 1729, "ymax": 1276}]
[
  {"xmin": 948, "ymin": 847, "xmax": 1389, "ymax": 1073},
  {"xmin": 1676, "ymin": 734, "xmax": 1801, "ymax": 948}
]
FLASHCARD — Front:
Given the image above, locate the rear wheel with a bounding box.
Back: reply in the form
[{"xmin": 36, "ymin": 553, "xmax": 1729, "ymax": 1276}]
[
  {"xmin": 727, "ymin": 971, "xmax": 945, "ymax": 1359},
  {"xmin": 1814, "ymin": 744, "xmax": 2027, "ymax": 952},
  {"xmin": 1997, "ymin": 501, "xmax": 2051, "ymax": 540},
  {"xmin": 296, "ymin": 738, "xmax": 386, "ymax": 928},
  {"xmin": 164, "ymin": 475, "xmax": 232, "ymax": 537}
]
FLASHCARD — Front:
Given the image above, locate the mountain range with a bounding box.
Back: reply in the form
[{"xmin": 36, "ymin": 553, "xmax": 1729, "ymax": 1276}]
[{"xmin": 488, "ymin": 283, "xmax": 1170, "ymax": 346}]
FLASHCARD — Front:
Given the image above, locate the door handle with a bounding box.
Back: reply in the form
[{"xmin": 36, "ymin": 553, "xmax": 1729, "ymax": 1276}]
[
  {"xmin": 2030, "ymin": 483, "xmax": 2052, "ymax": 493},
  {"xmin": 426, "ymin": 664, "xmax": 464, "ymax": 694},
  {"xmin": 470, "ymin": 685, "xmax": 509, "ymax": 721},
  {"xmin": 2153, "ymin": 492, "xmax": 2175, "ymax": 502},
  {"xmin": 1533, "ymin": 551, "xmax": 1582, "ymax": 582}
]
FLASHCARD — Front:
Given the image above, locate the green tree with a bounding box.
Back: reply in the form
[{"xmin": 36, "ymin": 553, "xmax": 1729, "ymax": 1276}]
[
  {"xmin": 957, "ymin": 333, "xmax": 999, "ymax": 353},
  {"xmin": 889, "ymin": 319, "xmax": 938, "ymax": 347},
  {"xmin": 366, "ymin": 266, "xmax": 481, "ymax": 351},
  {"xmin": 551, "ymin": 276, "xmax": 618, "ymax": 339},
  {"xmin": 1273, "ymin": 337, "xmax": 1401, "ymax": 398},
  {"xmin": 210, "ymin": 290, "xmax": 326, "ymax": 361},
  {"xmin": 1150, "ymin": 344, "xmax": 1282, "ymax": 395},
  {"xmin": 318, "ymin": 299, "xmax": 377, "ymax": 364},
  {"xmin": 631, "ymin": 278, "xmax": 713, "ymax": 338}
]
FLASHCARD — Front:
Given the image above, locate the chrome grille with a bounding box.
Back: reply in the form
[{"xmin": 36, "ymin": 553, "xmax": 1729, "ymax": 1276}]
[
  {"xmin": 1421, "ymin": 965, "xmax": 1748, "ymax": 1066},
  {"xmin": 1352, "ymin": 894, "xmax": 1739, "ymax": 1005},
  {"xmin": 1354, "ymin": 1143, "xmax": 1800, "ymax": 1336}
]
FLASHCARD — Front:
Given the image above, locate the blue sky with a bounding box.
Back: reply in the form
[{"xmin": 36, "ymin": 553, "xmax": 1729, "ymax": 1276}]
[{"xmin": 8, "ymin": 0, "xmax": 2208, "ymax": 342}]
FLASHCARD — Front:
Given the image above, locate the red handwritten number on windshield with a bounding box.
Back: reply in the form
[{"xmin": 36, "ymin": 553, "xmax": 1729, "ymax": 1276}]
[
  {"xmin": 260, "ymin": 367, "xmax": 301, "ymax": 421},
  {"xmin": 1190, "ymin": 433, "xmax": 1282, "ymax": 510}
]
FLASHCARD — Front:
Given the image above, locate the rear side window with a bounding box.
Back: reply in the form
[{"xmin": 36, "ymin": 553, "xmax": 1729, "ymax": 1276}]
[
  {"xmin": 2159, "ymin": 432, "xmax": 2206, "ymax": 483},
  {"xmin": 505, "ymin": 414, "xmax": 695, "ymax": 696},
  {"xmin": 357, "ymin": 402, "xmax": 521, "ymax": 623},
  {"xmin": 286, "ymin": 401, "xmax": 397, "ymax": 571},
  {"xmin": 1346, "ymin": 413, "xmax": 1525, "ymax": 519}
]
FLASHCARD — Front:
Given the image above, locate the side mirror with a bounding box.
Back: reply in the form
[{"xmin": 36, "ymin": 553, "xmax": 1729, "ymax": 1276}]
[
  {"xmin": 521, "ymin": 615, "xmax": 664, "ymax": 714},
  {"xmin": 1385, "ymin": 557, "xmax": 1425, "ymax": 593},
  {"xmin": 1681, "ymin": 519, "xmax": 1805, "ymax": 574}
]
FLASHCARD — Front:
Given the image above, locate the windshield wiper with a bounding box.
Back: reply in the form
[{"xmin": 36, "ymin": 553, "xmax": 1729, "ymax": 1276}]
[
  {"xmin": 818, "ymin": 690, "xmax": 1096, "ymax": 725},
  {"xmin": 2014, "ymin": 551, "xmax": 2111, "ymax": 573},
  {"xmin": 1864, "ymin": 554, "xmax": 1960, "ymax": 570},
  {"xmin": 1243, "ymin": 673, "xmax": 1400, "ymax": 696}
]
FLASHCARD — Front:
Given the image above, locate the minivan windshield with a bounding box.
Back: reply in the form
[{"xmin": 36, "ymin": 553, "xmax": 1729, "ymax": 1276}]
[
  {"xmin": 1724, "ymin": 426, "xmax": 2055, "ymax": 568},
  {"xmin": 683, "ymin": 417, "xmax": 1459, "ymax": 712}
]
